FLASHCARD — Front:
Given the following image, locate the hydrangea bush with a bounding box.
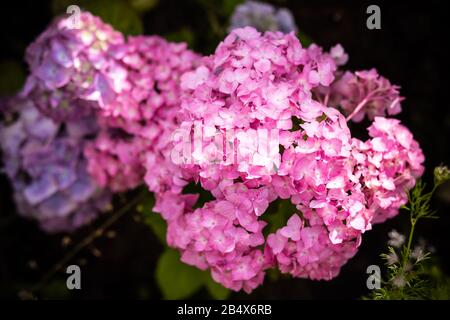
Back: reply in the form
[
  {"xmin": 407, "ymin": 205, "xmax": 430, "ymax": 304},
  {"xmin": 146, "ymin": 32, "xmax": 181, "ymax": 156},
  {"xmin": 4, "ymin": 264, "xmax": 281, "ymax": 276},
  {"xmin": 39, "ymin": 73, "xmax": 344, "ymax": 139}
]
[{"xmin": 0, "ymin": 3, "xmax": 427, "ymax": 295}]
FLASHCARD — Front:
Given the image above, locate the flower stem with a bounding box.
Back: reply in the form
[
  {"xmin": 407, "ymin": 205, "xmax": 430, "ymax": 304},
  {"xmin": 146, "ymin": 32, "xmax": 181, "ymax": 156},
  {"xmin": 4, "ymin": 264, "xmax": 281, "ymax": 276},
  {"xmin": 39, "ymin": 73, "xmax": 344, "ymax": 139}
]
[
  {"xmin": 402, "ymin": 219, "xmax": 416, "ymax": 269},
  {"xmin": 346, "ymin": 97, "xmax": 368, "ymax": 122}
]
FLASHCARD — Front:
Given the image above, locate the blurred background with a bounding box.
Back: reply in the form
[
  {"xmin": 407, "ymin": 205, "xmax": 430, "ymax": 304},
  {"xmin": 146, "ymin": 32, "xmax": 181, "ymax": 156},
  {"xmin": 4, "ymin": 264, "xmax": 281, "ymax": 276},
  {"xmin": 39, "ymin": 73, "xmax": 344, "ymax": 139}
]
[{"xmin": 0, "ymin": 0, "xmax": 449, "ymax": 299}]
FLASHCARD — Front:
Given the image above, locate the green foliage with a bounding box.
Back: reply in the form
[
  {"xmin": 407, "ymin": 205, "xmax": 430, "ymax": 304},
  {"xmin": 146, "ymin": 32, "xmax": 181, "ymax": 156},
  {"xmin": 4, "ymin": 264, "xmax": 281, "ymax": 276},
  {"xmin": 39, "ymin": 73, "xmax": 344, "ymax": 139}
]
[
  {"xmin": 262, "ymin": 199, "xmax": 298, "ymax": 236},
  {"xmin": 0, "ymin": 60, "xmax": 26, "ymax": 95},
  {"xmin": 52, "ymin": 0, "xmax": 143, "ymax": 35},
  {"xmin": 425, "ymin": 264, "xmax": 450, "ymax": 300},
  {"xmin": 196, "ymin": 0, "xmax": 244, "ymax": 17},
  {"xmin": 127, "ymin": 0, "xmax": 159, "ymax": 14},
  {"xmin": 137, "ymin": 192, "xmax": 167, "ymax": 243},
  {"xmin": 266, "ymin": 267, "xmax": 282, "ymax": 281},
  {"xmin": 220, "ymin": 0, "xmax": 245, "ymax": 16},
  {"xmin": 83, "ymin": 0, "xmax": 143, "ymax": 35},
  {"xmin": 155, "ymin": 248, "xmax": 205, "ymax": 299},
  {"xmin": 365, "ymin": 165, "xmax": 450, "ymax": 300},
  {"xmin": 39, "ymin": 279, "xmax": 71, "ymax": 300},
  {"xmin": 155, "ymin": 248, "xmax": 231, "ymax": 300},
  {"xmin": 297, "ymin": 30, "xmax": 313, "ymax": 47},
  {"xmin": 144, "ymin": 211, "xmax": 166, "ymax": 244},
  {"xmin": 193, "ymin": 0, "xmax": 241, "ymax": 53},
  {"xmin": 164, "ymin": 27, "xmax": 196, "ymax": 49},
  {"xmin": 204, "ymin": 273, "xmax": 230, "ymax": 300},
  {"xmin": 182, "ymin": 182, "xmax": 215, "ymax": 209},
  {"xmin": 402, "ymin": 180, "xmax": 438, "ymax": 223}
]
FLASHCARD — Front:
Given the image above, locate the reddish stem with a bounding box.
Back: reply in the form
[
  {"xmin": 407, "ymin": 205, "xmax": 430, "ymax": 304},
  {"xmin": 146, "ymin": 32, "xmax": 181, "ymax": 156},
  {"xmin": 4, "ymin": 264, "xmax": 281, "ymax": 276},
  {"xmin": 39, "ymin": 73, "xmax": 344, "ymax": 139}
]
[{"xmin": 346, "ymin": 97, "xmax": 369, "ymax": 122}]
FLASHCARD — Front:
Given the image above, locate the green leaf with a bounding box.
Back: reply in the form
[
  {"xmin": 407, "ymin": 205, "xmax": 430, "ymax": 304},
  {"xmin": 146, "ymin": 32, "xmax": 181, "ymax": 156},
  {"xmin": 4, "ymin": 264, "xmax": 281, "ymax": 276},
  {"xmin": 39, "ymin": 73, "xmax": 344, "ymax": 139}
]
[
  {"xmin": 266, "ymin": 267, "xmax": 281, "ymax": 281},
  {"xmin": 144, "ymin": 211, "xmax": 167, "ymax": 243},
  {"xmin": 127, "ymin": 0, "xmax": 159, "ymax": 14},
  {"xmin": 156, "ymin": 249, "xmax": 204, "ymax": 299},
  {"xmin": 0, "ymin": 60, "xmax": 26, "ymax": 95},
  {"xmin": 52, "ymin": 0, "xmax": 143, "ymax": 35},
  {"xmin": 136, "ymin": 191, "xmax": 167, "ymax": 243},
  {"xmin": 262, "ymin": 199, "xmax": 297, "ymax": 236},
  {"xmin": 137, "ymin": 190, "xmax": 155, "ymax": 213},
  {"xmin": 297, "ymin": 30, "xmax": 313, "ymax": 47},
  {"xmin": 40, "ymin": 279, "xmax": 71, "ymax": 300},
  {"xmin": 164, "ymin": 27, "xmax": 195, "ymax": 48},
  {"xmin": 221, "ymin": 0, "xmax": 244, "ymax": 16},
  {"xmin": 182, "ymin": 182, "xmax": 214, "ymax": 209},
  {"xmin": 204, "ymin": 273, "xmax": 230, "ymax": 300},
  {"xmin": 85, "ymin": 0, "xmax": 143, "ymax": 35}
]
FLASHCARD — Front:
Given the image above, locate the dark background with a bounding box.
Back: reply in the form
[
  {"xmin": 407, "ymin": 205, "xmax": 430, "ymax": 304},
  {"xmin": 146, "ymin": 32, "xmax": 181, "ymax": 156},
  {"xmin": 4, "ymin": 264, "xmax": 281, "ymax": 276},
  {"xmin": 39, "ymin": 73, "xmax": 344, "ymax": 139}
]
[{"xmin": 0, "ymin": 0, "xmax": 449, "ymax": 299}]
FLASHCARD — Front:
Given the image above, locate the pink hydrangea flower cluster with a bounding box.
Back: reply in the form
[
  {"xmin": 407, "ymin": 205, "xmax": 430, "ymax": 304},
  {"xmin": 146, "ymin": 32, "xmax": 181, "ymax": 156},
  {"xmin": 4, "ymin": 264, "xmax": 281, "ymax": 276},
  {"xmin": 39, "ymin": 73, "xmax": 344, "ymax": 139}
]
[
  {"xmin": 151, "ymin": 27, "xmax": 424, "ymax": 292},
  {"xmin": 84, "ymin": 36, "xmax": 200, "ymax": 192},
  {"xmin": 22, "ymin": 11, "xmax": 124, "ymax": 121},
  {"xmin": 351, "ymin": 117, "xmax": 425, "ymax": 222},
  {"xmin": 84, "ymin": 116, "xmax": 148, "ymax": 192},
  {"xmin": 318, "ymin": 68, "xmax": 404, "ymax": 122}
]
